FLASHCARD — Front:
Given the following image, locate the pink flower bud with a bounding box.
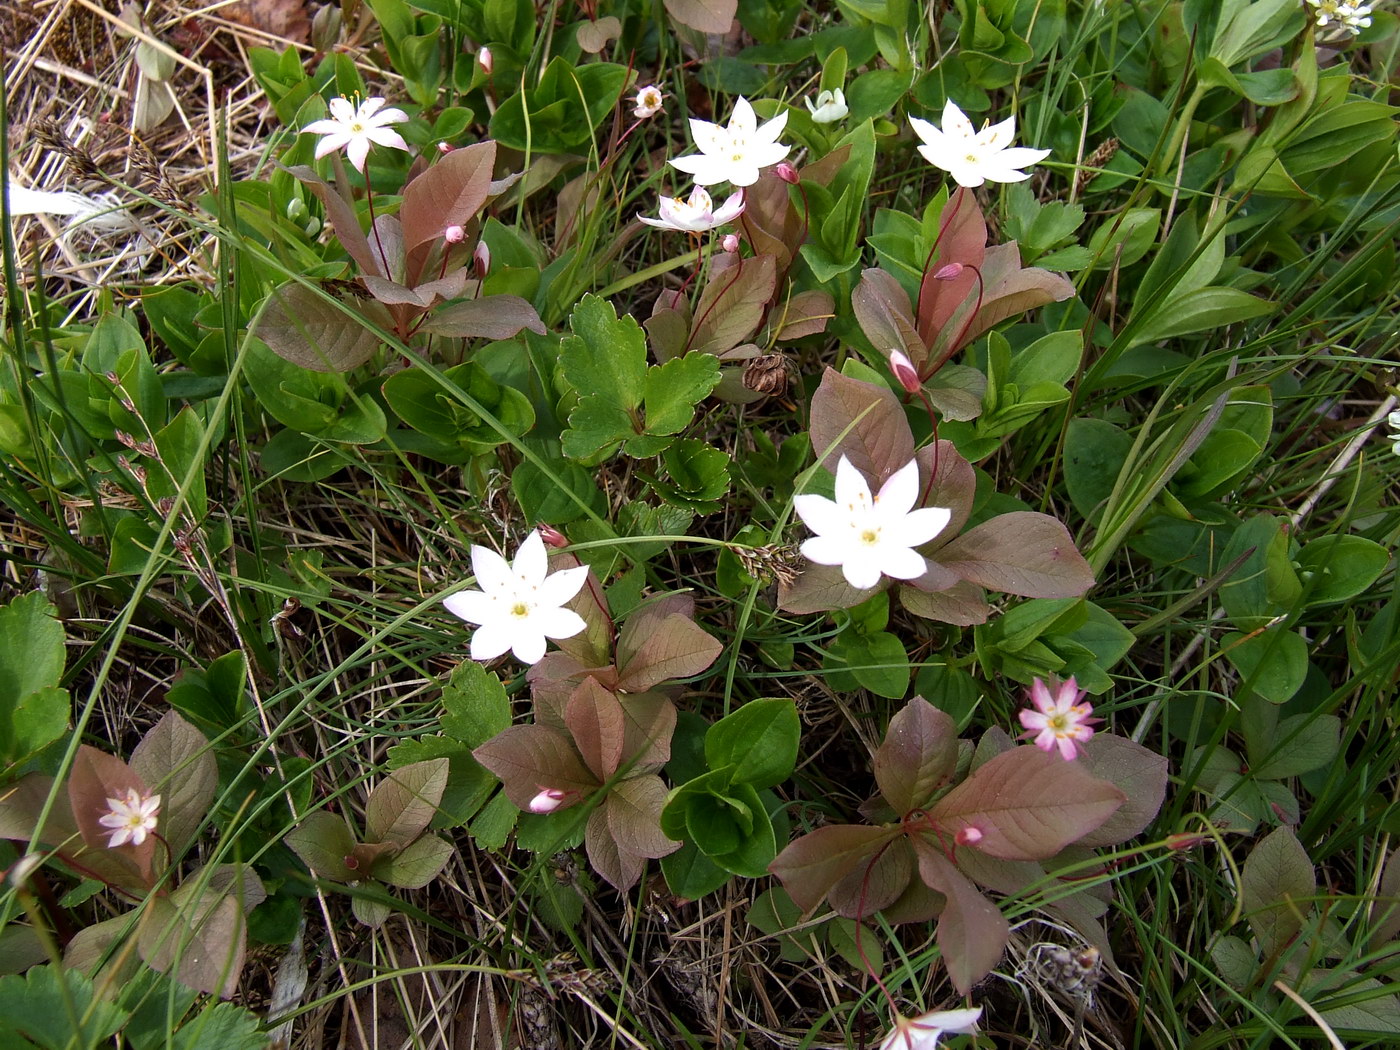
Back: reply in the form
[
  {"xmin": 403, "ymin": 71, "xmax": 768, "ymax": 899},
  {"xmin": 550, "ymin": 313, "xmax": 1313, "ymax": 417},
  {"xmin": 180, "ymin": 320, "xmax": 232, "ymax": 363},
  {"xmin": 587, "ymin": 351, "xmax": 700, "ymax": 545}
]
[
  {"xmin": 478, "ymin": 46, "xmax": 493, "ymax": 74},
  {"xmin": 528, "ymin": 788, "xmax": 568, "ymax": 813},
  {"xmin": 473, "ymin": 240, "xmax": 491, "ymax": 278},
  {"xmin": 889, "ymin": 349, "xmax": 921, "ymax": 394},
  {"xmin": 1167, "ymin": 832, "xmax": 1209, "ymax": 851},
  {"xmin": 721, "ymin": 233, "xmax": 740, "ymax": 253},
  {"xmin": 955, "ymin": 826, "xmax": 983, "ymax": 847},
  {"xmin": 537, "ymin": 524, "xmax": 569, "ymax": 548},
  {"xmin": 775, "ymin": 162, "xmax": 800, "ymax": 184},
  {"xmin": 933, "ymin": 262, "xmax": 964, "ymax": 281},
  {"xmin": 438, "ymin": 141, "xmax": 455, "ymax": 155},
  {"xmin": 444, "ymin": 224, "xmax": 466, "ymax": 244}
]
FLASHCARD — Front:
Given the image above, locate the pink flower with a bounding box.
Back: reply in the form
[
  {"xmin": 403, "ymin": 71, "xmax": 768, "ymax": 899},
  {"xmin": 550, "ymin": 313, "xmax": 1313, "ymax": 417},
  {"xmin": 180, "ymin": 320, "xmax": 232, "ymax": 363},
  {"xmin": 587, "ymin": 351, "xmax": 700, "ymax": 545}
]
[
  {"xmin": 98, "ymin": 788, "xmax": 161, "ymax": 848},
  {"xmin": 443, "ymin": 224, "xmax": 466, "ymax": 244},
  {"xmin": 528, "ymin": 788, "xmax": 569, "ymax": 813},
  {"xmin": 638, "ymin": 186, "xmax": 746, "ymax": 233},
  {"xmin": 889, "ymin": 349, "xmax": 921, "ymax": 393},
  {"xmin": 1018, "ymin": 677, "xmax": 1098, "ymax": 761}
]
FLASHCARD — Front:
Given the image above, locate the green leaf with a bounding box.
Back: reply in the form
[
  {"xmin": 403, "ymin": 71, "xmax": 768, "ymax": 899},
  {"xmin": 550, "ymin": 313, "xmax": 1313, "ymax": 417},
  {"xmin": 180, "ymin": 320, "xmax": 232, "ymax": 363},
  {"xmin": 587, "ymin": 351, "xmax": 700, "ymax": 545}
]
[
  {"xmin": 642, "ymin": 354, "xmax": 721, "ymax": 437},
  {"xmin": 373, "ymin": 833, "xmax": 454, "ymax": 889},
  {"xmin": 1222, "ymin": 630, "xmax": 1308, "ymax": 705},
  {"xmin": 1062, "ymin": 417, "xmax": 1129, "ymax": 524},
  {"xmin": 1129, "ymin": 287, "xmax": 1276, "ymax": 347},
  {"xmin": 1253, "ymin": 714, "xmax": 1341, "ymax": 780},
  {"xmin": 1296, "ymin": 535, "xmax": 1390, "ymax": 605},
  {"xmin": 365, "ymin": 758, "xmax": 450, "ymax": 845},
  {"xmin": 0, "ymin": 965, "xmax": 126, "ymax": 1049},
  {"xmin": 285, "ymin": 811, "xmax": 357, "ymax": 882},
  {"xmin": 831, "ymin": 630, "xmax": 910, "ymax": 699},
  {"xmin": 1241, "ymin": 825, "xmax": 1315, "ymax": 957},
  {"xmin": 440, "ymin": 662, "xmax": 511, "ymax": 747},
  {"xmin": 1220, "ymin": 515, "xmax": 1301, "ymax": 631},
  {"xmin": 705, "ymin": 699, "xmax": 800, "ymax": 789},
  {"xmin": 0, "ymin": 593, "xmax": 65, "ymax": 707},
  {"xmin": 661, "ymin": 840, "xmax": 731, "ymax": 899}
]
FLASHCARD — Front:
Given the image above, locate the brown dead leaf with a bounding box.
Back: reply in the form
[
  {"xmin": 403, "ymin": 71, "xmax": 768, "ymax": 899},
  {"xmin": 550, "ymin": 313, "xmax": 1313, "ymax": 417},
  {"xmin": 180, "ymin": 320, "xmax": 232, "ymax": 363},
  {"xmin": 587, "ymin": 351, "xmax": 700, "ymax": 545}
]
[{"xmin": 220, "ymin": 0, "xmax": 310, "ymax": 44}]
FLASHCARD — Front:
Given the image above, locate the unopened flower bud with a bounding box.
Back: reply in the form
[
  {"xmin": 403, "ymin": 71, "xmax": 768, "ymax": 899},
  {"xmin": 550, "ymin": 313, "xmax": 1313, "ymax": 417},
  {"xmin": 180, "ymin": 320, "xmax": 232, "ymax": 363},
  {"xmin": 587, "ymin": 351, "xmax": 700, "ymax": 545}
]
[
  {"xmin": 1166, "ymin": 832, "xmax": 1209, "ymax": 851},
  {"xmin": 473, "ymin": 240, "xmax": 491, "ymax": 278},
  {"xmin": 721, "ymin": 233, "xmax": 740, "ymax": 253},
  {"xmin": 955, "ymin": 826, "xmax": 983, "ymax": 847},
  {"xmin": 775, "ymin": 162, "xmax": 800, "ymax": 184},
  {"xmin": 438, "ymin": 141, "xmax": 455, "ymax": 155},
  {"xmin": 285, "ymin": 197, "xmax": 308, "ymax": 221},
  {"xmin": 933, "ymin": 262, "xmax": 964, "ymax": 281},
  {"xmin": 304, "ymin": 217, "xmax": 322, "ymax": 237},
  {"xmin": 529, "ymin": 788, "xmax": 568, "ymax": 813},
  {"xmin": 478, "ymin": 46, "xmax": 493, "ymax": 74},
  {"xmin": 537, "ymin": 524, "xmax": 569, "ymax": 548},
  {"xmin": 444, "ymin": 224, "xmax": 466, "ymax": 244},
  {"xmin": 889, "ymin": 349, "xmax": 921, "ymax": 394}
]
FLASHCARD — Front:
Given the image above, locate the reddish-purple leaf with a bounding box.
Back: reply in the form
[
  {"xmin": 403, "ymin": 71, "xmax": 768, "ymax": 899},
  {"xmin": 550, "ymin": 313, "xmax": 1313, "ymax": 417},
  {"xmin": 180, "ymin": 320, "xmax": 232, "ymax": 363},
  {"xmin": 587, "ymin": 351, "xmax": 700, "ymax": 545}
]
[
  {"xmin": 935, "ymin": 512, "xmax": 1095, "ymax": 599},
  {"xmin": 473, "ymin": 725, "xmax": 597, "ymax": 810},
  {"xmin": 285, "ymin": 810, "xmax": 357, "ymax": 882},
  {"xmin": 565, "ymin": 678, "xmax": 627, "ymax": 781},
  {"xmin": 768, "ymin": 824, "xmax": 899, "ymax": 912},
  {"xmin": 586, "ymin": 805, "xmax": 645, "ymax": 891},
  {"xmin": 949, "ymin": 243, "xmax": 1075, "ymax": 353},
  {"xmin": 688, "ymin": 253, "xmax": 776, "ymax": 357},
  {"xmin": 253, "ymin": 282, "xmax": 385, "ymax": 373},
  {"xmin": 361, "ymin": 269, "xmax": 469, "ymax": 309},
  {"xmin": 880, "ymin": 872, "xmax": 948, "ymax": 924},
  {"xmin": 851, "ymin": 269, "xmax": 927, "ymax": 370},
  {"xmin": 616, "ymin": 614, "xmax": 723, "ymax": 692},
  {"xmin": 645, "ymin": 305, "xmax": 689, "ymax": 364},
  {"xmin": 369, "ymin": 214, "xmax": 404, "ymax": 282},
  {"xmin": 130, "ymin": 710, "xmax": 217, "ymax": 857},
  {"xmin": 776, "ymin": 289, "xmax": 834, "ymax": 342},
  {"xmin": 422, "ymin": 295, "xmax": 547, "ymax": 340},
  {"xmin": 365, "ymin": 757, "xmax": 449, "ymax": 846},
  {"xmin": 607, "ymin": 775, "xmax": 680, "ymax": 859},
  {"xmin": 778, "ymin": 560, "xmax": 887, "ymax": 614},
  {"xmin": 913, "ymin": 440, "xmax": 977, "ymax": 539},
  {"xmin": 547, "ymin": 552, "xmax": 612, "ymax": 668},
  {"xmin": 0, "ymin": 774, "xmax": 73, "ymax": 846},
  {"xmin": 401, "ymin": 141, "xmax": 496, "ymax": 254},
  {"xmin": 808, "ymin": 367, "xmax": 915, "ymax": 485},
  {"xmin": 68, "ymin": 746, "xmax": 151, "ymax": 854},
  {"xmin": 873, "ymin": 698, "xmax": 960, "ymax": 815},
  {"xmin": 899, "ymin": 580, "xmax": 991, "ymax": 626},
  {"xmin": 527, "ymin": 652, "xmax": 590, "ymax": 731},
  {"xmin": 923, "ymin": 364, "xmax": 987, "ymax": 422},
  {"xmin": 618, "ymin": 691, "xmax": 677, "ymax": 773},
  {"xmin": 663, "ymin": 0, "xmax": 736, "ymax": 33},
  {"xmin": 1242, "ymin": 825, "xmax": 1316, "ymax": 957},
  {"xmin": 917, "ymin": 187, "xmax": 987, "ymax": 346},
  {"xmin": 826, "ymin": 835, "xmax": 915, "ymax": 919},
  {"xmin": 930, "ymin": 747, "xmax": 1124, "ymax": 861},
  {"xmin": 1075, "ymin": 735, "xmax": 1168, "ymax": 848},
  {"xmin": 287, "ymin": 165, "xmax": 382, "ymax": 278},
  {"xmin": 913, "ymin": 838, "xmax": 1010, "ymax": 996}
]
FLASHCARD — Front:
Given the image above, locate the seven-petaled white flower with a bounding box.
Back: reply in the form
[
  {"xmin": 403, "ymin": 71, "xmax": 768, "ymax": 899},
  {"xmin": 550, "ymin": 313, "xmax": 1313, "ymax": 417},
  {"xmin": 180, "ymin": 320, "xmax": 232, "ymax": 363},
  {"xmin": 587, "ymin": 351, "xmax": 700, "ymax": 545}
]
[
  {"xmin": 303, "ymin": 96, "xmax": 410, "ymax": 173},
  {"xmin": 1306, "ymin": 0, "xmax": 1373, "ymax": 34},
  {"xmin": 878, "ymin": 1005, "xmax": 983, "ymax": 1050},
  {"xmin": 634, "ymin": 84, "xmax": 665, "ymax": 119},
  {"xmin": 1018, "ymin": 676, "xmax": 1098, "ymax": 761},
  {"xmin": 805, "ymin": 88, "xmax": 848, "ymax": 124},
  {"xmin": 670, "ymin": 97, "xmax": 790, "ymax": 188},
  {"xmin": 910, "ymin": 100, "xmax": 1051, "ymax": 188},
  {"xmin": 443, "ymin": 530, "xmax": 589, "ymax": 664},
  {"xmin": 638, "ymin": 186, "xmax": 746, "ymax": 233},
  {"xmin": 98, "ymin": 788, "xmax": 161, "ymax": 849},
  {"xmin": 794, "ymin": 455, "xmax": 952, "ymax": 591}
]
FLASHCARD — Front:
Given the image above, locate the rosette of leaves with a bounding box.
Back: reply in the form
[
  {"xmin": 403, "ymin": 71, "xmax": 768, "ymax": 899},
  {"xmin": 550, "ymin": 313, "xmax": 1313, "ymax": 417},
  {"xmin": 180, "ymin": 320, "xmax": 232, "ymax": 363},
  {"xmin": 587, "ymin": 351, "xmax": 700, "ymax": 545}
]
[
  {"xmin": 854, "ymin": 185, "xmax": 1074, "ymax": 422},
  {"xmin": 257, "ymin": 143, "xmax": 544, "ymax": 371},
  {"xmin": 0, "ymin": 711, "xmax": 264, "ymax": 999},
  {"xmin": 769, "ymin": 697, "xmax": 1167, "ymax": 994},
  {"xmin": 285, "ymin": 758, "xmax": 455, "ymax": 927},
  {"xmin": 473, "ymin": 593, "xmax": 724, "ymax": 891},
  {"xmin": 780, "ymin": 367, "xmax": 1095, "ymax": 625}
]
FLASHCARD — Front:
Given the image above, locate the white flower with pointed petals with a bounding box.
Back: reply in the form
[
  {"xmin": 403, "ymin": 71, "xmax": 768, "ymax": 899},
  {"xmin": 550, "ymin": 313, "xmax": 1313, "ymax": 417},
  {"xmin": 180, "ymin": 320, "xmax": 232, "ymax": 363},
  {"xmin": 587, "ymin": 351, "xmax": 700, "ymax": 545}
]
[
  {"xmin": 879, "ymin": 1006, "xmax": 983, "ymax": 1050},
  {"xmin": 638, "ymin": 186, "xmax": 746, "ymax": 233},
  {"xmin": 443, "ymin": 531, "xmax": 589, "ymax": 665},
  {"xmin": 910, "ymin": 100, "xmax": 1051, "ymax": 188},
  {"xmin": 669, "ymin": 97, "xmax": 790, "ymax": 188},
  {"xmin": 303, "ymin": 96, "xmax": 411, "ymax": 173},
  {"xmin": 794, "ymin": 456, "xmax": 951, "ymax": 590},
  {"xmin": 98, "ymin": 788, "xmax": 161, "ymax": 848}
]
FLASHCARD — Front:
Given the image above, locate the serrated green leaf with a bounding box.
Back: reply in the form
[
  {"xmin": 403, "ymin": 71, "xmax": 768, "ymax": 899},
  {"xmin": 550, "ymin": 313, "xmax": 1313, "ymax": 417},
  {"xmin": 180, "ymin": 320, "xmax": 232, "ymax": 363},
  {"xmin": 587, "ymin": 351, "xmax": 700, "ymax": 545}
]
[{"xmin": 643, "ymin": 355, "xmax": 721, "ymax": 436}]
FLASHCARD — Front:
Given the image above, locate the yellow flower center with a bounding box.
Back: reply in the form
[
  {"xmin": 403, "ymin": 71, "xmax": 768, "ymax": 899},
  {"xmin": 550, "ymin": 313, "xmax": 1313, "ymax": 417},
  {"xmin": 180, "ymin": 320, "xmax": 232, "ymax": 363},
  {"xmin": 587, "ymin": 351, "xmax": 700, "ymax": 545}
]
[
  {"xmin": 510, "ymin": 601, "xmax": 530, "ymax": 618},
  {"xmin": 859, "ymin": 529, "xmax": 879, "ymax": 546}
]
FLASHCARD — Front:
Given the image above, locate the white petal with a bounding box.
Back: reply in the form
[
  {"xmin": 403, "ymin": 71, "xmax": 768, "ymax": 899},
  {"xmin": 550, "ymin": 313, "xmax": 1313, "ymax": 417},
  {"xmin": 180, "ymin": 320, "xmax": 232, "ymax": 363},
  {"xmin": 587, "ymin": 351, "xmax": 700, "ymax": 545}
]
[
  {"xmin": 443, "ymin": 589, "xmax": 497, "ymax": 625},
  {"xmin": 726, "ymin": 162, "xmax": 763, "ymax": 188},
  {"xmin": 878, "ymin": 545, "xmax": 928, "ymax": 581},
  {"xmin": 800, "ymin": 535, "xmax": 849, "ymax": 567},
  {"xmin": 533, "ymin": 606, "xmax": 587, "ymax": 640},
  {"xmin": 359, "ymin": 97, "xmax": 386, "ymax": 118},
  {"xmin": 909, "ymin": 116, "xmax": 946, "ymax": 151},
  {"xmin": 729, "ymin": 97, "xmax": 758, "ymax": 138},
  {"xmin": 302, "ymin": 118, "xmax": 345, "ymax": 136},
  {"xmin": 874, "ymin": 458, "xmax": 921, "ymax": 518},
  {"xmin": 840, "ymin": 552, "xmax": 885, "ymax": 590},
  {"xmin": 946, "ymin": 162, "xmax": 988, "ymax": 188},
  {"xmin": 712, "ymin": 192, "xmax": 746, "ymax": 223},
  {"xmin": 688, "ymin": 117, "xmax": 728, "ymax": 154},
  {"xmin": 747, "ymin": 140, "xmax": 791, "ymax": 168},
  {"xmin": 638, "ymin": 213, "xmax": 683, "ymax": 231},
  {"xmin": 994, "ymin": 146, "xmax": 1052, "ymax": 168},
  {"xmin": 346, "ymin": 136, "xmax": 371, "ymax": 172},
  {"xmin": 469, "ymin": 622, "xmax": 515, "ymax": 661},
  {"xmin": 367, "ymin": 127, "xmax": 409, "ymax": 152},
  {"xmin": 669, "ymin": 154, "xmax": 732, "ymax": 186},
  {"xmin": 511, "ymin": 530, "xmax": 548, "ymax": 586},
  {"xmin": 470, "ymin": 544, "xmax": 515, "ymax": 595},
  {"xmin": 884, "ymin": 506, "xmax": 952, "ymax": 549},
  {"xmin": 755, "ymin": 108, "xmax": 788, "ymax": 144},
  {"xmin": 313, "ymin": 132, "xmax": 353, "ymax": 159},
  {"xmin": 106, "ymin": 827, "xmax": 133, "ymax": 848},
  {"xmin": 912, "ymin": 1007, "xmax": 982, "ymax": 1033},
  {"xmin": 976, "ymin": 165, "xmax": 1033, "ymax": 184},
  {"xmin": 511, "ymin": 630, "xmax": 548, "ymax": 665},
  {"xmin": 941, "ymin": 99, "xmax": 976, "ymax": 140},
  {"xmin": 793, "ymin": 493, "xmax": 846, "ymax": 537},
  {"xmin": 976, "ymin": 115, "xmax": 1016, "ymax": 148},
  {"xmin": 328, "ymin": 96, "xmax": 356, "ymax": 122},
  {"xmin": 537, "ymin": 564, "xmax": 589, "ymax": 607},
  {"xmin": 370, "ymin": 107, "xmax": 409, "ymax": 126},
  {"xmin": 833, "ymin": 455, "xmax": 874, "ymax": 513}
]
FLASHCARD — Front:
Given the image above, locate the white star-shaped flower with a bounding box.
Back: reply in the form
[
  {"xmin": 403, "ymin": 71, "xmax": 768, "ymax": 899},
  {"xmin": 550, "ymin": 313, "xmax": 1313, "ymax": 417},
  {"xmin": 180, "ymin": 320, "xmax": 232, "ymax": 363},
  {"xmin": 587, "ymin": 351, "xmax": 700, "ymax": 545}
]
[
  {"xmin": 669, "ymin": 97, "xmax": 790, "ymax": 188},
  {"xmin": 98, "ymin": 788, "xmax": 161, "ymax": 848},
  {"xmin": 443, "ymin": 531, "xmax": 590, "ymax": 665},
  {"xmin": 638, "ymin": 186, "xmax": 745, "ymax": 233},
  {"xmin": 879, "ymin": 1006, "xmax": 983, "ymax": 1050},
  {"xmin": 303, "ymin": 96, "xmax": 410, "ymax": 173},
  {"xmin": 794, "ymin": 456, "xmax": 952, "ymax": 590},
  {"xmin": 910, "ymin": 100, "xmax": 1051, "ymax": 188},
  {"xmin": 805, "ymin": 88, "xmax": 848, "ymax": 124}
]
